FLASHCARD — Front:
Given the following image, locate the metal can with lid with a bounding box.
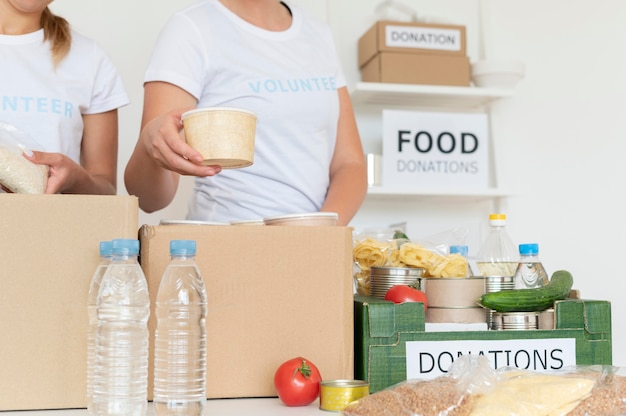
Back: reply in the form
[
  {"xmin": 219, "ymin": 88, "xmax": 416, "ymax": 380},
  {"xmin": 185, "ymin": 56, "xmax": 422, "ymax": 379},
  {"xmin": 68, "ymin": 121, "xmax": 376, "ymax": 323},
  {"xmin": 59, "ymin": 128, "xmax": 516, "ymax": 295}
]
[
  {"xmin": 369, "ymin": 266, "xmax": 424, "ymax": 299},
  {"xmin": 319, "ymin": 379, "xmax": 369, "ymax": 412},
  {"xmin": 492, "ymin": 311, "xmax": 540, "ymax": 330}
]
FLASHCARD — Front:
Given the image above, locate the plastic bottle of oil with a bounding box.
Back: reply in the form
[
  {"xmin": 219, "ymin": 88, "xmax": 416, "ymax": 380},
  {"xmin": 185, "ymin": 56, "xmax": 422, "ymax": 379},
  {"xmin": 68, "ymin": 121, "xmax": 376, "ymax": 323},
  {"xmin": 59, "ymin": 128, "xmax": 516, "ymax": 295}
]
[{"xmin": 476, "ymin": 214, "xmax": 518, "ymax": 277}]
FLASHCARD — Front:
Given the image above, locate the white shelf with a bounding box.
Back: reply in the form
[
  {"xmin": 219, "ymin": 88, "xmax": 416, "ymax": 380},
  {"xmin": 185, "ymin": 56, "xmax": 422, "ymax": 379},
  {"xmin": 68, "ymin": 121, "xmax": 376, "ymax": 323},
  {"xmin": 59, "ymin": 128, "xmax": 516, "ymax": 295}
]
[
  {"xmin": 350, "ymin": 82, "xmax": 514, "ymax": 110},
  {"xmin": 365, "ymin": 187, "xmax": 513, "ymax": 201}
]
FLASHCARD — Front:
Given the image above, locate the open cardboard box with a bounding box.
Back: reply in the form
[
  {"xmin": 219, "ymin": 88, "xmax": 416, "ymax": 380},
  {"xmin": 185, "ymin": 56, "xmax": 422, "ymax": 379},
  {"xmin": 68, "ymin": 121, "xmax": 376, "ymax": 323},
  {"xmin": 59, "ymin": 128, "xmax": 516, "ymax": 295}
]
[
  {"xmin": 139, "ymin": 224, "xmax": 355, "ymax": 399},
  {"xmin": 0, "ymin": 194, "xmax": 138, "ymax": 411}
]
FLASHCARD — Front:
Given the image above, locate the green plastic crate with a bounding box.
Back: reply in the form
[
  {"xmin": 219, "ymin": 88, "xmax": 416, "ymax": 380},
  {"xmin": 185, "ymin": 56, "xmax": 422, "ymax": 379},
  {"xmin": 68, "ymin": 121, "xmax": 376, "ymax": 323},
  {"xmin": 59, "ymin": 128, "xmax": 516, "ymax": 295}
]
[{"xmin": 354, "ymin": 295, "xmax": 612, "ymax": 393}]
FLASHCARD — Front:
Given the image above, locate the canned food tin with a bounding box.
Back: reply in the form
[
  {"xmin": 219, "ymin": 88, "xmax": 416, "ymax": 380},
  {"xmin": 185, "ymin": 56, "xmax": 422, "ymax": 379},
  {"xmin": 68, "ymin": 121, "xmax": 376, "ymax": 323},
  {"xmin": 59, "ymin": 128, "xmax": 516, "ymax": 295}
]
[
  {"xmin": 492, "ymin": 311, "xmax": 540, "ymax": 330},
  {"xmin": 369, "ymin": 267, "xmax": 424, "ymax": 299},
  {"xmin": 484, "ymin": 275, "xmax": 516, "ymax": 293},
  {"xmin": 319, "ymin": 379, "xmax": 369, "ymax": 412}
]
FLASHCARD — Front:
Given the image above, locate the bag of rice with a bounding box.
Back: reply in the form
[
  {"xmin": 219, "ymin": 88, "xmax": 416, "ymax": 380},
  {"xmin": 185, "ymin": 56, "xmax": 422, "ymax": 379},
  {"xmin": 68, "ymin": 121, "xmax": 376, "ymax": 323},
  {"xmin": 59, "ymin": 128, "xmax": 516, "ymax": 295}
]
[{"xmin": 0, "ymin": 122, "xmax": 48, "ymax": 194}]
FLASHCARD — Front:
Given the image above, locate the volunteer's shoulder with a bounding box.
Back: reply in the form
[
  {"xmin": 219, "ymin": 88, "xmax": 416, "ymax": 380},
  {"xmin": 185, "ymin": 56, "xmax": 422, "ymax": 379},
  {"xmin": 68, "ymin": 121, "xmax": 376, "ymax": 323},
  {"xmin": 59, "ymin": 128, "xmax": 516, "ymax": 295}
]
[
  {"xmin": 66, "ymin": 28, "xmax": 115, "ymax": 63},
  {"xmin": 289, "ymin": 2, "xmax": 336, "ymax": 41},
  {"xmin": 171, "ymin": 0, "xmax": 216, "ymax": 26}
]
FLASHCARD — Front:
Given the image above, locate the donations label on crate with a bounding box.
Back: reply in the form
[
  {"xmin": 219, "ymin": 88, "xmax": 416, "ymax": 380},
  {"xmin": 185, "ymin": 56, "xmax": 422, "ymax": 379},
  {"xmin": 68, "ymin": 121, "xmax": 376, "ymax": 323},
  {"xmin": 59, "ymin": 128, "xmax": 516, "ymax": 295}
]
[
  {"xmin": 405, "ymin": 338, "xmax": 577, "ymax": 380},
  {"xmin": 381, "ymin": 110, "xmax": 489, "ymax": 190}
]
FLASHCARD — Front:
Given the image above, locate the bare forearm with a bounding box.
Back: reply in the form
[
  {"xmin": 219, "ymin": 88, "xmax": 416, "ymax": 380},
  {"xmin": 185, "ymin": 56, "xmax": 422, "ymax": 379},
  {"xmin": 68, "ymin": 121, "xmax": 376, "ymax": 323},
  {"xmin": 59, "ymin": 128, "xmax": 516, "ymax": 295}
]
[
  {"xmin": 124, "ymin": 145, "xmax": 179, "ymax": 212},
  {"xmin": 321, "ymin": 163, "xmax": 367, "ymax": 226},
  {"xmin": 67, "ymin": 171, "xmax": 116, "ymax": 195}
]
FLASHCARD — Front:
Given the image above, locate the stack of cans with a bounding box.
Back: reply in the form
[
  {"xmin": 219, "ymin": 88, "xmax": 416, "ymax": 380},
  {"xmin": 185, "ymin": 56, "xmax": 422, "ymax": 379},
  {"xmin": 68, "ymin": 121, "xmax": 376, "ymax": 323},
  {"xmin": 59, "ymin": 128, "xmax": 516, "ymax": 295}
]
[{"xmin": 484, "ymin": 276, "xmax": 516, "ymax": 328}]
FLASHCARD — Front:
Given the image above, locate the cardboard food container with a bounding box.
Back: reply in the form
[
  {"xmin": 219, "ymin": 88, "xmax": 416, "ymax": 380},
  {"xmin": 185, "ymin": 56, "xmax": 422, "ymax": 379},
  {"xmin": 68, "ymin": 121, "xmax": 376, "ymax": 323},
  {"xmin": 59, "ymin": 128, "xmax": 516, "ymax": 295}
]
[
  {"xmin": 420, "ymin": 277, "xmax": 485, "ymax": 308},
  {"xmin": 140, "ymin": 224, "xmax": 355, "ymax": 399},
  {"xmin": 354, "ymin": 295, "xmax": 612, "ymax": 394},
  {"xmin": 263, "ymin": 212, "xmax": 338, "ymax": 226},
  {"xmin": 181, "ymin": 107, "xmax": 257, "ymax": 169},
  {"xmin": 0, "ymin": 194, "xmax": 138, "ymax": 411}
]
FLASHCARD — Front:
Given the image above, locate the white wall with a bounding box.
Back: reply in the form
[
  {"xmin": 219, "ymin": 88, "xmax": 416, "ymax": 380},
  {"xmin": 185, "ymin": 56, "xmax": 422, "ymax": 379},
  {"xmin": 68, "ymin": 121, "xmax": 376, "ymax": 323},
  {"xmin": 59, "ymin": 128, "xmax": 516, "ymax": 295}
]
[{"xmin": 50, "ymin": 0, "xmax": 625, "ymax": 366}]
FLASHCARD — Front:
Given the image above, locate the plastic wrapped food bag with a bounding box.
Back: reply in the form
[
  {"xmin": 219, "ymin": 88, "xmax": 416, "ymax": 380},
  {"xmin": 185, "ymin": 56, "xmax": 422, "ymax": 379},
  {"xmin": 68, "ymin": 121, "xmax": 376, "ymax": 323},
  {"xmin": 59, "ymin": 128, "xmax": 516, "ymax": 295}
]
[
  {"xmin": 0, "ymin": 122, "xmax": 48, "ymax": 194},
  {"xmin": 343, "ymin": 355, "xmax": 626, "ymax": 416},
  {"xmin": 352, "ymin": 228, "xmax": 408, "ymax": 296},
  {"xmin": 352, "ymin": 227, "xmax": 471, "ymax": 295}
]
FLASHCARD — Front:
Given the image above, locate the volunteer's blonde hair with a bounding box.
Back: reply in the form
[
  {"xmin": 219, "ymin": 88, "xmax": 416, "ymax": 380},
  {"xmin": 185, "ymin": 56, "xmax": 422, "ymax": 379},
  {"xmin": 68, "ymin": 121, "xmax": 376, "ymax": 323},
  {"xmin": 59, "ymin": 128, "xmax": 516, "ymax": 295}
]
[{"xmin": 40, "ymin": 7, "xmax": 71, "ymax": 66}]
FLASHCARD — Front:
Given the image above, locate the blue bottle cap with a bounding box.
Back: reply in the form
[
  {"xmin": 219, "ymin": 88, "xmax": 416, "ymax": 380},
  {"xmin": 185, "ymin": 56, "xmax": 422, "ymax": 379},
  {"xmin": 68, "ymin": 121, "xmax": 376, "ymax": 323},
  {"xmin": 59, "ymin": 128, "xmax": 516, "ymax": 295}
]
[
  {"xmin": 111, "ymin": 239, "xmax": 139, "ymax": 256},
  {"xmin": 449, "ymin": 245, "xmax": 469, "ymax": 257},
  {"xmin": 519, "ymin": 243, "xmax": 539, "ymax": 256},
  {"xmin": 99, "ymin": 241, "xmax": 113, "ymax": 257},
  {"xmin": 170, "ymin": 240, "xmax": 196, "ymax": 256}
]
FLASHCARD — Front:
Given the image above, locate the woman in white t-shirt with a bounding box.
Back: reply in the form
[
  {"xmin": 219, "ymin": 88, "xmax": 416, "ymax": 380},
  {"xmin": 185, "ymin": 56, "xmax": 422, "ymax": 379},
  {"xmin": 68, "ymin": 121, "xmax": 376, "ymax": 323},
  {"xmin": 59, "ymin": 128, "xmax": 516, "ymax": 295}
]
[
  {"xmin": 124, "ymin": 0, "xmax": 367, "ymax": 225},
  {"xmin": 0, "ymin": 0, "xmax": 129, "ymax": 194}
]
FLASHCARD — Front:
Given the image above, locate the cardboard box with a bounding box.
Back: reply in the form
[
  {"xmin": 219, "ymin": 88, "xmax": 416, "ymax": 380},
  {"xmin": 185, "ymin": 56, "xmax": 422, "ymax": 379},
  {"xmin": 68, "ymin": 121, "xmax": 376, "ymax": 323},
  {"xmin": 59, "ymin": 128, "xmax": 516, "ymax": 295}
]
[
  {"xmin": 354, "ymin": 295, "xmax": 612, "ymax": 393},
  {"xmin": 360, "ymin": 52, "xmax": 471, "ymax": 86},
  {"xmin": 139, "ymin": 224, "xmax": 354, "ymax": 399},
  {"xmin": 358, "ymin": 20, "xmax": 467, "ymax": 68},
  {"xmin": 0, "ymin": 194, "xmax": 139, "ymax": 411}
]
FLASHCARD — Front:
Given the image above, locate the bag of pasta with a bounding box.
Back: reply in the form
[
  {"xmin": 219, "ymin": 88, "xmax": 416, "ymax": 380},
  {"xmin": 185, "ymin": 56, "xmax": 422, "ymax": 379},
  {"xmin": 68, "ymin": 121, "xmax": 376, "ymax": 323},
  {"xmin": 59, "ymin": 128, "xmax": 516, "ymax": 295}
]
[
  {"xmin": 352, "ymin": 228, "xmax": 408, "ymax": 296},
  {"xmin": 353, "ymin": 227, "xmax": 472, "ymax": 295}
]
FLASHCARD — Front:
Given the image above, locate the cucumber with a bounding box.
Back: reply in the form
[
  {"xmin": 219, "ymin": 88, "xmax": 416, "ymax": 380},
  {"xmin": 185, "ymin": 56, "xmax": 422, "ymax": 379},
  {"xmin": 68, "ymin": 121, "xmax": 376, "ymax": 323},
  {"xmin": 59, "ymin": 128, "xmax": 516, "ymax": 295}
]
[
  {"xmin": 478, "ymin": 270, "xmax": 574, "ymax": 312},
  {"xmin": 393, "ymin": 230, "xmax": 409, "ymax": 240}
]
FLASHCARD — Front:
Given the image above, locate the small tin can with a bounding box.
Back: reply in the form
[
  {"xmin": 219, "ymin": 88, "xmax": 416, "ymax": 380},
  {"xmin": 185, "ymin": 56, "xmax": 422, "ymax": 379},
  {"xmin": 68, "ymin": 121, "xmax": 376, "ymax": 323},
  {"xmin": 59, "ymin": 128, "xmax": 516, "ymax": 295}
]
[
  {"xmin": 319, "ymin": 379, "xmax": 369, "ymax": 412},
  {"xmin": 492, "ymin": 311, "xmax": 540, "ymax": 330}
]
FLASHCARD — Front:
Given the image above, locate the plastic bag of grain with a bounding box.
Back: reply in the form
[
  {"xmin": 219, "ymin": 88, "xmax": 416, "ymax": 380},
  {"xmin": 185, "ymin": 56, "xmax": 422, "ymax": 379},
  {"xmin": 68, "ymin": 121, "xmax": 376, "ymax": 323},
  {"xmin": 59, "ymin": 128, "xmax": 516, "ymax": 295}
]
[{"xmin": 0, "ymin": 122, "xmax": 48, "ymax": 194}]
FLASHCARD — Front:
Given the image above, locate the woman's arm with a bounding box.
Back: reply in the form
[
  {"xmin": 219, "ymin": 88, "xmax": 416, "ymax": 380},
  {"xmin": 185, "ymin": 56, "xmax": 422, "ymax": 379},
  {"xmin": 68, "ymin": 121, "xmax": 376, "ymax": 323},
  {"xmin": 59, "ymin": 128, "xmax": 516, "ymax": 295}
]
[
  {"xmin": 124, "ymin": 81, "xmax": 220, "ymax": 213},
  {"xmin": 25, "ymin": 109, "xmax": 119, "ymax": 195},
  {"xmin": 320, "ymin": 86, "xmax": 367, "ymax": 226}
]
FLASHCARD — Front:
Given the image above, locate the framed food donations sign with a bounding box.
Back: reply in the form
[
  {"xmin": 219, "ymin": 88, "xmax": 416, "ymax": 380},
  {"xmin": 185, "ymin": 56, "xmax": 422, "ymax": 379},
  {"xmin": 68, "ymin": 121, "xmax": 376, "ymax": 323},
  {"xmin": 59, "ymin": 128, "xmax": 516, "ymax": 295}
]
[{"xmin": 381, "ymin": 110, "xmax": 489, "ymax": 191}]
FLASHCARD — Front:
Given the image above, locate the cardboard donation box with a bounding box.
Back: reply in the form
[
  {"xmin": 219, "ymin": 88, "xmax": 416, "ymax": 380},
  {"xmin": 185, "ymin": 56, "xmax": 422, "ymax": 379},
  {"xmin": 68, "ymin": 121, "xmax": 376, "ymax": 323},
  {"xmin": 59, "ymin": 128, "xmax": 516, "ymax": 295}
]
[
  {"xmin": 358, "ymin": 20, "xmax": 470, "ymax": 86},
  {"xmin": 0, "ymin": 194, "xmax": 139, "ymax": 411},
  {"xmin": 354, "ymin": 295, "xmax": 612, "ymax": 394},
  {"xmin": 139, "ymin": 224, "xmax": 355, "ymax": 399}
]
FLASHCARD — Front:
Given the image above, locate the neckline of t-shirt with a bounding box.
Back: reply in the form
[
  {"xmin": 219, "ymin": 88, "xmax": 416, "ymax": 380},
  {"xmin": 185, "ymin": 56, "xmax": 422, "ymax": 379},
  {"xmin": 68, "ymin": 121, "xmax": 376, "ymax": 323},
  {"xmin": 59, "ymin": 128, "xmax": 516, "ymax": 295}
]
[
  {"xmin": 0, "ymin": 28, "xmax": 44, "ymax": 45},
  {"xmin": 212, "ymin": 0, "xmax": 301, "ymax": 40}
]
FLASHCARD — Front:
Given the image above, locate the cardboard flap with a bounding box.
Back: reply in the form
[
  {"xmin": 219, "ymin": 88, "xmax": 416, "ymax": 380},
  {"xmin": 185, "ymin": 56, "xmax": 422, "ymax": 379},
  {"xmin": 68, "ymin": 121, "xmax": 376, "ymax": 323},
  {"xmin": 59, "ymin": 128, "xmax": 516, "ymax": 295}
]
[
  {"xmin": 555, "ymin": 299, "xmax": 612, "ymax": 337},
  {"xmin": 363, "ymin": 296, "xmax": 425, "ymax": 338}
]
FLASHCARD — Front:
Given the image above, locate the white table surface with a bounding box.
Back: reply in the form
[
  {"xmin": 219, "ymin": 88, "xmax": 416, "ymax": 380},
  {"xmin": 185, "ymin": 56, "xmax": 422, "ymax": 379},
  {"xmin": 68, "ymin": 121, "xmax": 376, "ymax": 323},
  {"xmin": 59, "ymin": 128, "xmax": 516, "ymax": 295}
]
[{"xmin": 7, "ymin": 399, "xmax": 331, "ymax": 415}]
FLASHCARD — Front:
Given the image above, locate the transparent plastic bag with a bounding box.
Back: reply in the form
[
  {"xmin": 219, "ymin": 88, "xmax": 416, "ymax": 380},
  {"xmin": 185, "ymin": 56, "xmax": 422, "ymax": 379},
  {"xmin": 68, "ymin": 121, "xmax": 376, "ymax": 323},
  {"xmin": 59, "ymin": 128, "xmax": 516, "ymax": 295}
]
[
  {"xmin": 343, "ymin": 356, "xmax": 491, "ymax": 416},
  {"xmin": 352, "ymin": 228, "xmax": 410, "ymax": 296},
  {"xmin": 343, "ymin": 356, "xmax": 626, "ymax": 416},
  {"xmin": 352, "ymin": 226, "xmax": 471, "ymax": 295},
  {"xmin": 0, "ymin": 121, "xmax": 48, "ymax": 194}
]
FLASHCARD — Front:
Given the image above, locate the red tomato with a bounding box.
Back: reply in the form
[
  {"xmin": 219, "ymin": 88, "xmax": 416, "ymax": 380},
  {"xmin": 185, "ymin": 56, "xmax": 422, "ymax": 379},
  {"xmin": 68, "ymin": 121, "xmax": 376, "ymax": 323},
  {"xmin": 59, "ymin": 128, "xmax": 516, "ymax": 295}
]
[
  {"xmin": 274, "ymin": 357, "xmax": 322, "ymax": 406},
  {"xmin": 384, "ymin": 285, "xmax": 428, "ymax": 309}
]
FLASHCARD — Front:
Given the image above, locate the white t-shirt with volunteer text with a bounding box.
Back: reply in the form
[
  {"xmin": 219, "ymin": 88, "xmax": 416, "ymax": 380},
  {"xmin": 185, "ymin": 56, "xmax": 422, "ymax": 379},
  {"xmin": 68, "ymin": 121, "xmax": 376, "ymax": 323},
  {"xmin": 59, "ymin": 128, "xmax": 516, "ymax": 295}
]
[
  {"xmin": 145, "ymin": 0, "xmax": 346, "ymax": 222},
  {"xmin": 0, "ymin": 29, "xmax": 129, "ymax": 163}
]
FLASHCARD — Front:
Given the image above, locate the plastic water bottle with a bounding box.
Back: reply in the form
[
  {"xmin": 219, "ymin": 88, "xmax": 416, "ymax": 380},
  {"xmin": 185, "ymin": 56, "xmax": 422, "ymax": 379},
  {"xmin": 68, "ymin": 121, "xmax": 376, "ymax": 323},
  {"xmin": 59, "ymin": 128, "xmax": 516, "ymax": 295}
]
[
  {"xmin": 449, "ymin": 245, "xmax": 474, "ymax": 277},
  {"xmin": 154, "ymin": 240, "xmax": 207, "ymax": 416},
  {"xmin": 87, "ymin": 241, "xmax": 113, "ymax": 415},
  {"xmin": 93, "ymin": 239, "xmax": 150, "ymax": 416},
  {"xmin": 513, "ymin": 243, "xmax": 549, "ymax": 289},
  {"xmin": 476, "ymin": 213, "xmax": 518, "ymax": 277}
]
